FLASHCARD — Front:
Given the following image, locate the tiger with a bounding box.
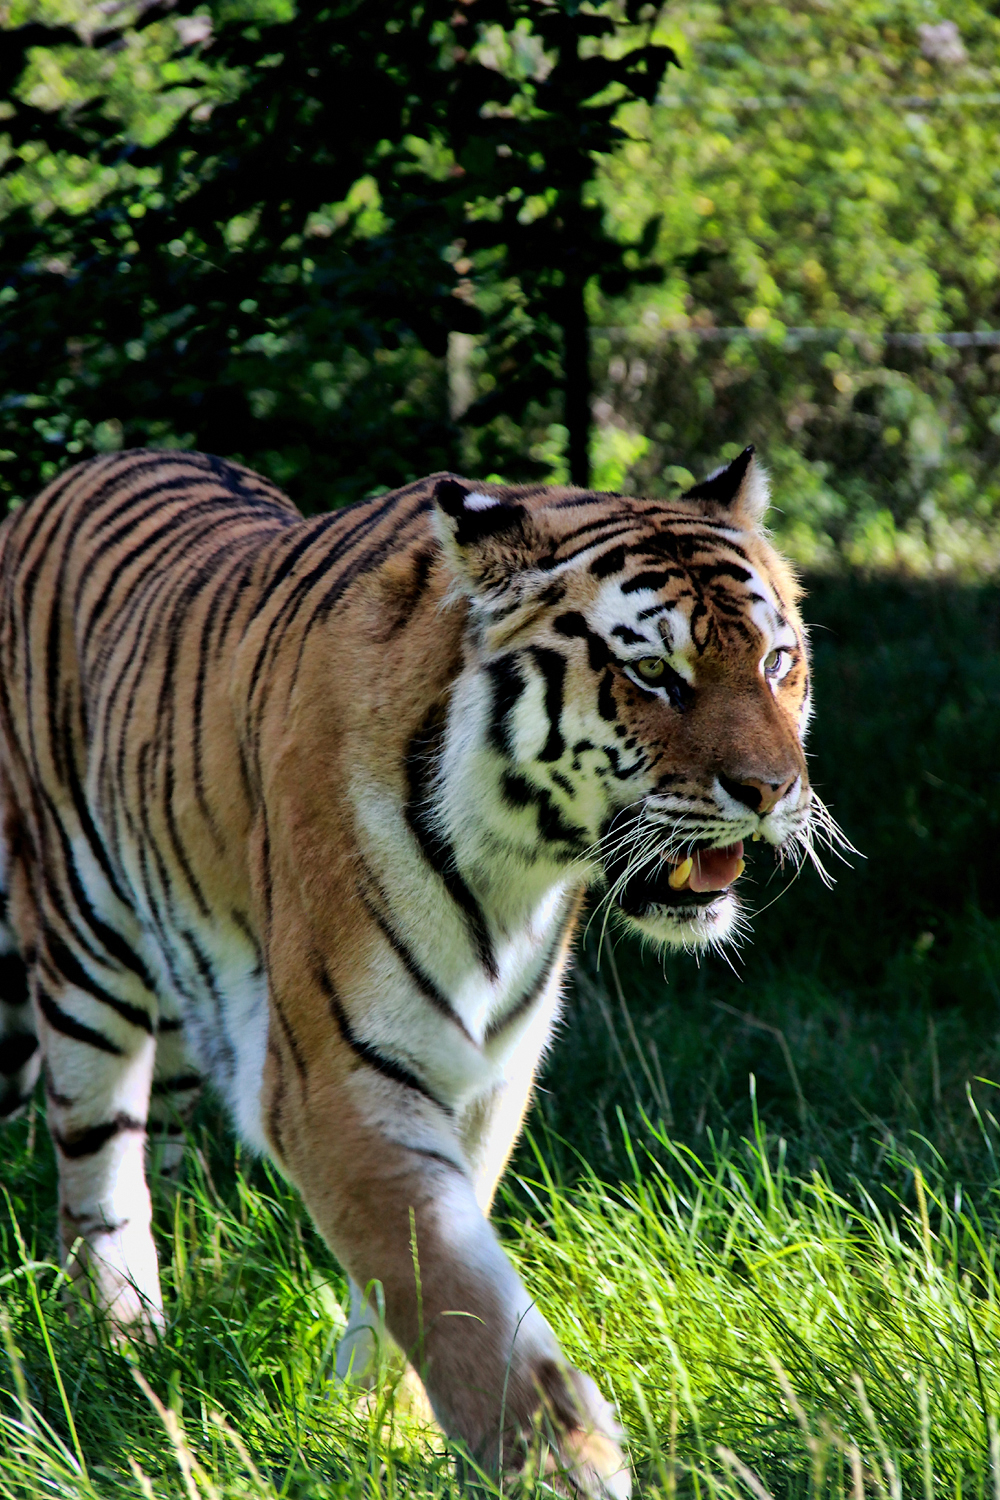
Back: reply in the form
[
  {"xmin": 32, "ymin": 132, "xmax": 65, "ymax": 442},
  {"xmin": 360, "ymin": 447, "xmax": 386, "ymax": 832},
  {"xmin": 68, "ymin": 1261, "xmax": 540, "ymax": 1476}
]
[{"xmin": 0, "ymin": 444, "xmax": 831, "ymax": 1495}]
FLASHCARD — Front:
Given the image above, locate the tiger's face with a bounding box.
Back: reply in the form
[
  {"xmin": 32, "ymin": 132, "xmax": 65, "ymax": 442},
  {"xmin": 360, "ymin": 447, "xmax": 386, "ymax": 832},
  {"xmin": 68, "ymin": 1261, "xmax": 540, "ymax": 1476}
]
[{"xmin": 435, "ymin": 450, "xmax": 831, "ymax": 952}]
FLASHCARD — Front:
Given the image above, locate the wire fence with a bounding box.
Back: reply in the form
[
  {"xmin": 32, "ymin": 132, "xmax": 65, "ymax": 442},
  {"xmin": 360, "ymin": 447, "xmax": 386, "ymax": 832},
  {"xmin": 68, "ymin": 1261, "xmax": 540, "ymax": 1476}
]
[
  {"xmin": 658, "ymin": 90, "xmax": 1000, "ymax": 112},
  {"xmin": 595, "ymin": 326, "xmax": 1000, "ymax": 347}
]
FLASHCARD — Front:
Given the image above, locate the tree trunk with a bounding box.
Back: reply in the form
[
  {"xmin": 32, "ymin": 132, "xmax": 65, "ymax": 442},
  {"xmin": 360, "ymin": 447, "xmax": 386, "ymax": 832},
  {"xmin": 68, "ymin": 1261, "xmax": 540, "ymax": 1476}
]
[{"xmin": 562, "ymin": 277, "xmax": 590, "ymax": 489}]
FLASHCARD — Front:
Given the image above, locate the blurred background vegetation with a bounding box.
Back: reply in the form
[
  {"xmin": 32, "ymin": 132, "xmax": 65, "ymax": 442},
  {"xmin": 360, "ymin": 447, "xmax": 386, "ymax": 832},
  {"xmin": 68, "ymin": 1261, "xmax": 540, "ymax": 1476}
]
[
  {"xmin": 4, "ymin": 0, "xmax": 1000, "ymax": 573},
  {"xmin": 2, "ymin": 3, "xmax": 1000, "ymax": 1495}
]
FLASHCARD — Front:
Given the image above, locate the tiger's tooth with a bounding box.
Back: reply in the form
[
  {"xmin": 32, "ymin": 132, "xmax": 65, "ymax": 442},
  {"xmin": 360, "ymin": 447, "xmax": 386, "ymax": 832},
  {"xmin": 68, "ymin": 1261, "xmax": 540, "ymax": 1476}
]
[
  {"xmin": 752, "ymin": 831, "xmax": 762, "ymax": 842},
  {"xmin": 668, "ymin": 857, "xmax": 693, "ymax": 890},
  {"xmin": 733, "ymin": 857, "xmax": 746, "ymax": 878}
]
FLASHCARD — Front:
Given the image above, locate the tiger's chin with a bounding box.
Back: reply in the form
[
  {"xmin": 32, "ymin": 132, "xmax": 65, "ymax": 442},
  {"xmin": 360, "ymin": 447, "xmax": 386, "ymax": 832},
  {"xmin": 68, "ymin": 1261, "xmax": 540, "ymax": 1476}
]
[{"xmin": 617, "ymin": 889, "xmax": 740, "ymax": 952}]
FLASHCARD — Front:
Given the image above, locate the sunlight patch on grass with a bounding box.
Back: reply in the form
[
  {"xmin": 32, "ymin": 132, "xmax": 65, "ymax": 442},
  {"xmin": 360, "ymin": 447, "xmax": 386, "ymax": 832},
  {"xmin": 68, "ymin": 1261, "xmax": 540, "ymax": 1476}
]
[{"xmin": 509, "ymin": 1105, "xmax": 1000, "ymax": 1498}]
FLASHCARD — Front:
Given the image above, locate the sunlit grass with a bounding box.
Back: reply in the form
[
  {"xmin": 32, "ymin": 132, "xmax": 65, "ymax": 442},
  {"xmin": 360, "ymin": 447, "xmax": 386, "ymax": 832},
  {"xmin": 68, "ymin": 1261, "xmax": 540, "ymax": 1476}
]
[
  {"xmin": 518, "ymin": 1103, "xmax": 1000, "ymax": 1499},
  {"xmin": 6, "ymin": 1071, "xmax": 1000, "ymax": 1500}
]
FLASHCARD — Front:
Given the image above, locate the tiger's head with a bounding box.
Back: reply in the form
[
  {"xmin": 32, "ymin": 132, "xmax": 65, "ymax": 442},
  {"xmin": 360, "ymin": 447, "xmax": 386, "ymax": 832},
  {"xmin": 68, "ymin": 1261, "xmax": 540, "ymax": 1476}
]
[{"xmin": 433, "ymin": 450, "xmax": 840, "ymax": 951}]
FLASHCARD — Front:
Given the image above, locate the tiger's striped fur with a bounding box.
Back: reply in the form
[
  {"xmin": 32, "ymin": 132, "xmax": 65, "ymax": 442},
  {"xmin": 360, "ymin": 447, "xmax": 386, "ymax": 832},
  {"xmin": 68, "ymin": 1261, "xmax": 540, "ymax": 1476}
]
[{"xmin": 0, "ymin": 446, "xmax": 822, "ymax": 1494}]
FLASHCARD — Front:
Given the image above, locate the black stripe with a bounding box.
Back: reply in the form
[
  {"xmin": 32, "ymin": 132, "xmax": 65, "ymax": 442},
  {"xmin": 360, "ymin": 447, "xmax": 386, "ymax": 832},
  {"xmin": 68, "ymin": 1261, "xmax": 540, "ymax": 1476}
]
[
  {"xmin": 215, "ymin": 556, "xmax": 257, "ymax": 652},
  {"xmin": 192, "ymin": 556, "xmax": 253, "ymax": 837},
  {"xmin": 273, "ymin": 992, "xmax": 308, "ymax": 1079},
  {"xmin": 151, "ymin": 1072, "xmax": 202, "ymax": 1096},
  {"xmin": 548, "ymin": 515, "xmax": 640, "ymax": 549},
  {"xmin": 603, "ymin": 743, "xmax": 648, "ymax": 780},
  {"xmin": 553, "ymin": 612, "xmax": 613, "ymax": 672},
  {"xmin": 44, "ymin": 1067, "xmax": 74, "ymax": 1106},
  {"xmin": 38, "ymin": 986, "xmax": 122, "ymax": 1054},
  {"xmin": 231, "ymin": 907, "xmax": 264, "ymax": 970},
  {"xmin": 247, "ymin": 495, "xmax": 405, "ymax": 711},
  {"xmin": 529, "ymin": 646, "xmax": 567, "ymax": 764},
  {"xmin": 0, "ymin": 1031, "xmax": 37, "ymax": 1075},
  {"xmin": 151, "ymin": 583, "xmax": 216, "ymax": 920},
  {"xmin": 284, "ymin": 498, "xmax": 435, "ymax": 702},
  {"xmin": 266, "ymin": 1035, "xmax": 287, "ymax": 1160},
  {"xmin": 597, "ymin": 670, "xmax": 618, "ymax": 722},
  {"xmin": 692, "ymin": 561, "xmax": 753, "ymax": 586},
  {"xmin": 248, "ymin": 513, "xmax": 340, "ymax": 623},
  {"xmin": 488, "ymin": 578, "xmax": 567, "ymax": 623},
  {"xmin": 34, "ymin": 774, "xmax": 133, "ymax": 971},
  {"xmin": 539, "ymin": 523, "xmax": 644, "ymax": 571},
  {"xmin": 44, "ymin": 539, "xmax": 71, "ymax": 788},
  {"xmin": 408, "ymin": 1146, "xmax": 463, "ymax": 1172},
  {"xmin": 384, "ymin": 547, "xmax": 436, "ymax": 634},
  {"xmin": 404, "ymin": 716, "xmax": 498, "ymax": 980},
  {"xmin": 590, "ymin": 544, "xmax": 626, "ymax": 578},
  {"xmin": 320, "ymin": 968, "xmax": 453, "ymax": 1116},
  {"xmin": 0, "ymin": 951, "xmax": 29, "ymax": 1006},
  {"xmin": 63, "ymin": 737, "xmax": 132, "ymax": 908},
  {"xmin": 55, "ymin": 1112, "xmax": 144, "ymax": 1159},
  {"xmin": 47, "ymin": 937, "xmax": 154, "ymax": 1034},
  {"xmin": 486, "ymin": 655, "xmax": 525, "ymax": 757},
  {"xmin": 50, "ymin": 778, "xmax": 154, "ymax": 986},
  {"xmin": 60, "ymin": 1204, "xmax": 129, "ymax": 1234},
  {"xmin": 485, "ymin": 916, "xmax": 572, "ymax": 1043},
  {"xmin": 356, "ymin": 884, "xmax": 474, "ymax": 1042},
  {"xmin": 621, "ymin": 571, "xmax": 673, "ymax": 595},
  {"xmin": 501, "ymin": 772, "xmax": 589, "ymax": 851},
  {"xmin": 203, "ymin": 452, "xmax": 300, "ymax": 517}
]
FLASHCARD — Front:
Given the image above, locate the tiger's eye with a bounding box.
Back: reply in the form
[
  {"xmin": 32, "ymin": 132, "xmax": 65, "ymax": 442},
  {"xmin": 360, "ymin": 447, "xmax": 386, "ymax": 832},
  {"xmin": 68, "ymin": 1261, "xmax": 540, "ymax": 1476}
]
[
  {"xmin": 763, "ymin": 649, "xmax": 784, "ymax": 675},
  {"xmin": 635, "ymin": 657, "xmax": 666, "ymax": 681}
]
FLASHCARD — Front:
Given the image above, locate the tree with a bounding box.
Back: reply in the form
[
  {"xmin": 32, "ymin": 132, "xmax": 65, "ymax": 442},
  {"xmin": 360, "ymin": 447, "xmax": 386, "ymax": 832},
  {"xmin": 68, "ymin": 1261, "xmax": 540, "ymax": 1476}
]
[{"xmin": 0, "ymin": 0, "xmax": 676, "ymax": 510}]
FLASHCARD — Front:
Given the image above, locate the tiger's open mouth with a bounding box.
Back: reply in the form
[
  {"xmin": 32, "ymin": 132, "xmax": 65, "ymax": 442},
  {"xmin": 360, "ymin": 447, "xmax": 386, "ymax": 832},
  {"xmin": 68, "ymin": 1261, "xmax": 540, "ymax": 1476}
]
[{"xmin": 601, "ymin": 810, "xmax": 746, "ymax": 918}]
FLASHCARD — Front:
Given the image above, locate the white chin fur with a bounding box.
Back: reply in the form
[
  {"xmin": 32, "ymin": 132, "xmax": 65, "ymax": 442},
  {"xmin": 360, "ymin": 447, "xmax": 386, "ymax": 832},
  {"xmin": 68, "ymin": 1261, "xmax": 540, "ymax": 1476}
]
[{"xmin": 621, "ymin": 890, "xmax": 739, "ymax": 951}]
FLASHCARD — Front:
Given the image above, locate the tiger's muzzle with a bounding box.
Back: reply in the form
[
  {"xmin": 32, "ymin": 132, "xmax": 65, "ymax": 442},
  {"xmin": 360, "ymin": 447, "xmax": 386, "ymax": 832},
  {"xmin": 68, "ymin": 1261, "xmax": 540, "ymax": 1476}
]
[{"xmin": 599, "ymin": 806, "xmax": 747, "ymax": 941}]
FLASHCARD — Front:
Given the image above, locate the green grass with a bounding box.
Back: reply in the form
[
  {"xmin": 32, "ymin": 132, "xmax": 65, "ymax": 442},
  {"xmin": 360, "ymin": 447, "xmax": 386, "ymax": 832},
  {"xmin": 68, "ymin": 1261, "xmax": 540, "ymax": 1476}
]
[{"xmin": 1, "ymin": 575, "xmax": 999, "ymax": 1499}]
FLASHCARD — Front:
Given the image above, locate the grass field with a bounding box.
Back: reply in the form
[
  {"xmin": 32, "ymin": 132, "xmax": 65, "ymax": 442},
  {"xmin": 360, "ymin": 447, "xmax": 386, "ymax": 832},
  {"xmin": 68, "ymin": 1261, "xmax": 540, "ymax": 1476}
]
[{"xmin": 1, "ymin": 576, "xmax": 998, "ymax": 1500}]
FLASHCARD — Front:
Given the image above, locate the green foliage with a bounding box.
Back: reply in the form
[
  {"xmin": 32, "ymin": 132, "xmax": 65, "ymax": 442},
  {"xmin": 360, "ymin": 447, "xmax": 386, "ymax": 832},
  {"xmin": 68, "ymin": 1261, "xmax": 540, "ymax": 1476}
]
[
  {"xmin": 8, "ymin": 0, "xmax": 1000, "ymax": 569},
  {"xmin": 0, "ymin": 0, "xmax": 672, "ymax": 509},
  {"xmin": 589, "ymin": 0, "xmax": 1000, "ymax": 572}
]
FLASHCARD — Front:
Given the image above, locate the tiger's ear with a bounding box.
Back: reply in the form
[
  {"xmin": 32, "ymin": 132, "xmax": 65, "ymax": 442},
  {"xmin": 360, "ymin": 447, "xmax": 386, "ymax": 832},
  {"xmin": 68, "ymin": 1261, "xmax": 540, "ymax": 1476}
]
[
  {"xmin": 432, "ymin": 477, "xmax": 535, "ymax": 591},
  {"xmin": 684, "ymin": 446, "xmax": 770, "ymax": 527}
]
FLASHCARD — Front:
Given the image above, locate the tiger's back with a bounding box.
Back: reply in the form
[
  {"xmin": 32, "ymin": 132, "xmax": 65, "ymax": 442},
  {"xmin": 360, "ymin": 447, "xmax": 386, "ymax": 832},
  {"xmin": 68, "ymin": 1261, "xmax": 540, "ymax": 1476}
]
[
  {"xmin": 0, "ymin": 451, "xmax": 303, "ymax": 1143},
  {"xmin": 0, "ymin": 446, "xmax": 829, "ymax": 1495}
]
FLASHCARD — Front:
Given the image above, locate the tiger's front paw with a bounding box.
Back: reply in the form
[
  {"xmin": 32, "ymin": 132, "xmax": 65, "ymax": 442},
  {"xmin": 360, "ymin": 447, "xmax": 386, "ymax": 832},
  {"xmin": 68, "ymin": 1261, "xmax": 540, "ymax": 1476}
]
[
  {"xmin": 524, "ymin": 1362, "xmax": 631, "ymax": 1500},
  {"xmin": 553, "ymin": 1421, "xmax": 631, "ymax": 1500},
  {"xmin": 62, "ymin": 1223, "xmax": 165, "ymax": 1341}
]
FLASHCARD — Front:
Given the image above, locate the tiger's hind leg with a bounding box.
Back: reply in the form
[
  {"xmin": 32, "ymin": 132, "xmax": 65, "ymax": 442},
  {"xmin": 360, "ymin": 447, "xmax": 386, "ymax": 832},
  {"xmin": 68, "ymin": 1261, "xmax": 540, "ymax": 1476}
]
[{"xmin": 32, "ymin": 928, "xmax": 164, "ymax": 1335}]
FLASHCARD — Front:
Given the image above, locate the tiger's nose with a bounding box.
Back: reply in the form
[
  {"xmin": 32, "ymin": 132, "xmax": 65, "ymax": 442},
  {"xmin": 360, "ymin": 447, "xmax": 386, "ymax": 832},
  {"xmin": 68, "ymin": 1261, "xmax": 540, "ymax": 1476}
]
[{"xmin": 719, "ymin": 772, "xmax": 798, "ymax": 814}]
